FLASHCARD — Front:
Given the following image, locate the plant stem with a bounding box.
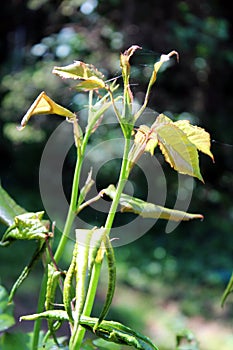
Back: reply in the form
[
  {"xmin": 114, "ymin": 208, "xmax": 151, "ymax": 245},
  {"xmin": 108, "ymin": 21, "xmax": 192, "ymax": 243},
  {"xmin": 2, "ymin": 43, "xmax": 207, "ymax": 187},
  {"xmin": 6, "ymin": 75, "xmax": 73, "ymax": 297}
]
[
  {"xmin": 32, "ymin": 126, "xmax": 91, "ymax": 349},
  {"xmin": 72, "ymin": 132, "xmax": 132, "ymax": 348},
  {"xmin": 32, "ymin": 268, "xmax": 48, "ymax": 350}
]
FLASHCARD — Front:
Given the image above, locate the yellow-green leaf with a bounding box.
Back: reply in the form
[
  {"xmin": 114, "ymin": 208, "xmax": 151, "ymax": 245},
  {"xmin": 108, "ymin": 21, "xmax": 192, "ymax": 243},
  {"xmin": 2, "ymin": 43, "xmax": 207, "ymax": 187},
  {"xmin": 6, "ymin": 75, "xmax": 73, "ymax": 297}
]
[
  {"xmin": 149, "ymin": 51, "xmax": 179, "ymax": 87},
  {"xmin": 75, "ymin": 76, "xmax": 106, "ymax": 91},
  {"xmin": 175, "ymin": 119, "xmax": 214, "ymax": 161},
  {"xmin": 19, "ymin": 91, "xmax": 75, "ymax": 130},
  {"xmin": 155, "ymin": 114, "xmax": 203, "ymax": 181},
  {"xmin": 52, "ymin": 60, "xmax": 104, "ymax": 80},
  {"xmin": 104, "ymin": 185, "xmax": 203, "ymax": 222}
]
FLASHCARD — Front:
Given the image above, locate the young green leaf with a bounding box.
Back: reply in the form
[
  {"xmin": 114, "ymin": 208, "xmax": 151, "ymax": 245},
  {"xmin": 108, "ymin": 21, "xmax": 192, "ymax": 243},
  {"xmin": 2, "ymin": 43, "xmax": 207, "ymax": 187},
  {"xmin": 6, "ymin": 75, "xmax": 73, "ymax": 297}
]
[
  {"xmin": 18, "ymin": 91, "xmax": 76, "ymax": 130},
  {"xmin": 0, "ymin": 212, "xmax": 50, "ymax": 246},
  {"xmin": 120, "ymin": 45, "xmax": 142, "ymax": 120},
  {"xmin": 104, "ymin": 185, "xmax": 203, "ymax": 222},
  {"xmin": 154, "ymin": 114, "xmax": 203, "ymax": 181},
  {"xmin": 0, "ymin": 184, "xmax": 25, "ymax": 227}
]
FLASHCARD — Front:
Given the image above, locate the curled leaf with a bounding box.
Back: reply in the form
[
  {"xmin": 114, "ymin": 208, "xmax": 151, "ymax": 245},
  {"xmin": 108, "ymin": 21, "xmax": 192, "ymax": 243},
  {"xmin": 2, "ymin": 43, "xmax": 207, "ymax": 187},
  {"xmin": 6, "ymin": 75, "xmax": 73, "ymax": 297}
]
[
  {"xmin": 20, "ymin": 310, "xmax": 69, "ymax": 322},
  {"xmin": 18, "ymin": 91, "xmax": 75, "ymax": 130},
  {"xmin": 52, "ymin": 61, "xmax": 104, "ymax": 80},
  {"xmin": 80, "ymin": 316, "xmax": 159, "ymax": 350},
  {"xmin": 0, "ymin": 211, "xmax": 49, "ymax": 246},
  {"xmin": 104, "ymin": 185, "xmax": 203, "ymax": 222}
]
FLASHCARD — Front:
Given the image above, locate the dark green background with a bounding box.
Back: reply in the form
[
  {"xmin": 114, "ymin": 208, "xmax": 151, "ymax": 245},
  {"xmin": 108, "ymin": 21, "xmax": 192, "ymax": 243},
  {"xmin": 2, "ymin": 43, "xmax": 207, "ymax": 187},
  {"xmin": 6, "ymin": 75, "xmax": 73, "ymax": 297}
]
[{"xmin": 0, "ymin": 1, "xmax": 232, "ymax": 349}]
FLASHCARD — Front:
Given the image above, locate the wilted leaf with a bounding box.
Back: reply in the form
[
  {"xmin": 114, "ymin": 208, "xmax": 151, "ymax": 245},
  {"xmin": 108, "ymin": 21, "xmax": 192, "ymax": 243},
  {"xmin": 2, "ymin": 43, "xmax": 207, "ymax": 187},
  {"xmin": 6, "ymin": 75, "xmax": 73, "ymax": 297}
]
[
  {"xmin": 150, "ymin": 51, "xmax": 179, "ymax": 86},
  {"xmin": 104, "ymin": 185, "xmax": 203, "ymax": 222},
  {"xmin": 155, "ymin": 114, "xmax": 203, "ymax": 181},
  {"xmin": 0, "ymin": 184, "xmax": 25, "ymax": 227},
  {"xmin": 120, "ymin": 45, "xmax": 142, "ymax": 108},
  {"xmin": 175, "ymin": 119, "xmax": 214, "ymax": 161},
  {"xmin": 52, "ymin": 61, "xmax": 104, "ymax": 80},
  {"xmin": 19, "ymin": 91, "xmax": 75, "ymax": 130}
]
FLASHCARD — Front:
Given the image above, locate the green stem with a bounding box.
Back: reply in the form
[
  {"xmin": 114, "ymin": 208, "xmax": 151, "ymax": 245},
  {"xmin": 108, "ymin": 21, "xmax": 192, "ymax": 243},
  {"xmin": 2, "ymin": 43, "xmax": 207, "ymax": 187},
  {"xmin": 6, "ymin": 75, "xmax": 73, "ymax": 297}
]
[
  {"xmin": 32, "ymin": 127, "xmax": 91, "ymax": 349},
  {"xmin": 70, "ymin": 258, "xmax": 102, "ymax": 349},
  {"xmin": 72, "ymin": 132, "xmax": 132, "ymax": 348},
  {"xmin": 32, "ymin": 268, "xmax": 48, "ymax": 350}
]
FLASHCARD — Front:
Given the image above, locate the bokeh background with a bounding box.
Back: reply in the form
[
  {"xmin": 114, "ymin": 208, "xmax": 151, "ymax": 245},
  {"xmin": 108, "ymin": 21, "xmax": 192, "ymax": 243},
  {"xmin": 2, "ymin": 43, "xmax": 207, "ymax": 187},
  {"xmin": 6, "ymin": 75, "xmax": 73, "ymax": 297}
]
[{"xmin": 0, "ymin": 1, "xmax": 233, "ymax": 349}]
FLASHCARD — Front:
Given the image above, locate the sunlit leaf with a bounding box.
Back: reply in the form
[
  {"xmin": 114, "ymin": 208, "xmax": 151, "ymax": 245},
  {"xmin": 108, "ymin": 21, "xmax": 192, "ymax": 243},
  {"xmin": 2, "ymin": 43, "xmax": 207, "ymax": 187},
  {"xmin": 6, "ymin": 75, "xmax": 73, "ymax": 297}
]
[
  {"xmin": 154, "ymin": 114, "xmax": 203, "ymax": 181},
  {"xmin": 19, "ymin": 91, "xmax": 75, "ymax": 130},
  {"xmin": 104, "ymin": 185, "xmax": 203, "ymax": 222},
  {"xmin": 75, "ymin": 77, "xmax": 106, "ymax": 91},
  {"xmin": 149, "ymin": 51, "xmax": 179, "ymax": 87},
  {"xmin": 0, "ymin": 211, "xmax": 50, "ymax": 246},
  {"xmin": 120, "ymin": 45, "xmax": 142, "ymax": 72},
  {"xmin": 120, "ymin": 45, "xmax": 142, "ymax": 107},
  {"xmin": 135, "ymin": 125, "xmax": 158, "ymax": 155},
  {"xmin": 0, "ymin": 184, "xmax": 25, "ymax": 227},
  {"xmin": 175, "ymin": 119, "xmax": 214, "ymax": 161},
  {"xmin": 52, "ymin": 61, "xmax": 105, "ymax": 80}
]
